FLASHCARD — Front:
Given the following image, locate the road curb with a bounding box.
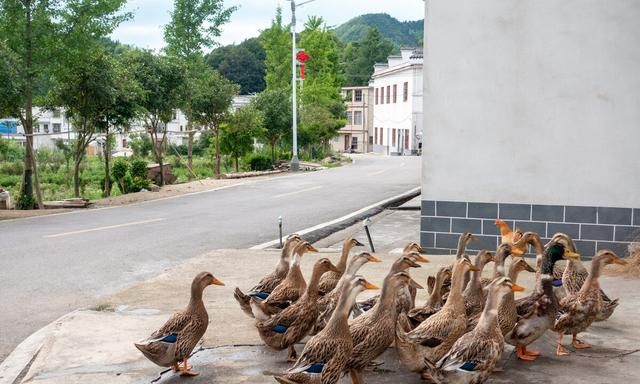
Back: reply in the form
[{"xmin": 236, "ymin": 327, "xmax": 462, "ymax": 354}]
[
  {"xmin": 0, "ymin": 311, "xmax": 77, "ymax": 384},
  {"xmin": 250, "ymin": 186, "xmax": 421, "ymax": 249}
]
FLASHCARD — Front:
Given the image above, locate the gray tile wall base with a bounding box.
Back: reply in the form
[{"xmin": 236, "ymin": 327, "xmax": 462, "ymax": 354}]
[{"xmin": 420, "ymin": 200, "xmax": 640, "ymax": 258}]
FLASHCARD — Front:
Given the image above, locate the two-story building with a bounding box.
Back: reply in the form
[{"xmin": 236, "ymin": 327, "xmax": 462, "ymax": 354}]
[
  {"xmin": 370, "ymin": 48, "xmax": 423, "ymax": 155},
  {"xmin": 331, "ymin": 86, "xmax": 373, "ymax": 153}
]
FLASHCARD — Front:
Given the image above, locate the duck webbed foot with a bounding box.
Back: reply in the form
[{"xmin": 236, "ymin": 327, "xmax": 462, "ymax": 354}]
[
  {"xmin": 516, "ymin": 345, "xmax": 538, "ymax": 361},
  {"xmin": 556, "ymin": 334, "xmax": 570, "ymax": 356},
  {"xmin": 178, "ymin": 358, "xmax": 199, "ymax": 376},
  {"xmin": 572, "ymin": 335, "xmax": 591, "ymax": 349}
]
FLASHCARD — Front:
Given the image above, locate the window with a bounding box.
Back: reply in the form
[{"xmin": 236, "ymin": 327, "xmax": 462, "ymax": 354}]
[
  {"xmin": 393, "ymin": 84, "xmax": 397, "ymax": 103},
  {"xmin": 380, "ymin": 128, "xmax": 384, "ymax": 144},
  {"xmin": 404, "ymin": 129, "xmax": 409, "ymax": 149},
  {"xmin": 345, "ymin": 90, "xmax": 353, "ymax": 102},
  {"xmin": 53, "ymin": 123, "xmax": 61, "ymax": 133},
  {"xmin": 375, "ymin": 88, "xmax": 378, "ymax": 104},
  {"xmin": 403, "ymin": 82, "xmax": 409, "ymax": 102},
  {"xmin": 369, "ymin": 135, "xmax": 373, "ymax": 145},
  {"xmin": 380, "ymin": 87, "xmax": 384, "ymax": 104},
  {"xmin": 386, "ymin": 86, "xmax": 391, "ymax": 103},
  {"xmin": 172, "ymin": 110, "xmax": 178, "ymax": 120},
  {"xmin": 351, "ymin": 136, "xmax": 358, "ymax": 151},
  {"xmin": 180, "ymin": 125, "xmax": 183, "ymax": 132},
  {"xmin": 346, "ymin": 111, "xmax": 353, "ymax": 124},
  {"xmin": 52, "ymin": 110, "xmax": 61, "ymax": 118},
  {"xmin": 392, "ymin": 128, "xmax": 396, "ymax": 146},
  {"xmin": 354, "ymin": 111, "xmax": 362, "ymax": 125},
  {"xmin": 34, "ymin": 124, "xmax": 40, "ymax": 133},
  {"xmin": 43, "ymin": 124, "xmax": 49, "ymax": 133},
  {"xmin": 122, "ymin": 139, "xmax": 128, "ymax": 148},
  {"xmin": 354, "ymin": 90, "xmax": 362, "ymax": 102}
]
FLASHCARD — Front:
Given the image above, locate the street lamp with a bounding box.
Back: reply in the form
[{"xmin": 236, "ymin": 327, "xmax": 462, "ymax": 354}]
[{"xmin": 288, "ymin": 0, "xmax": 316, "ymax": 172}]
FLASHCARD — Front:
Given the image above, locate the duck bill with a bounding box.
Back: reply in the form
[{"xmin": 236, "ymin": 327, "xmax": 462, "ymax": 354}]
[
  {"xmin": 353, "ymin": 239, "xmax": 365, "ymax": 247},
  {"xmin": 329, "ymin": 264, "xmax": 340, "ymax": 273},
  {"xmin": 211, "ymin": 277, "xmax": 225, "ymax": 286},
  {"xmin": 563, "ymin": 250, "xmax": 580, "ymax": 260},
  {"xmin": 512, "ymin": 283, "xmax": 525, "ymax": 292},
  {"xmin": 469, "ymin": 235, "xmax": 478, "ymax": 241},
  {"xmin": 468, "ymin": 265, "xmax": 481, "ymax": 272},
  {"xmin": 367, "ymin": 255, "xmax": 383, "ymax": 263},
  {"xmin": 613, "ymin": 258, "xmax": 628, "ymax": 266},
  {"xmin": 307, "ymin": 245, "xmax": 319, "ymax": 253},
  {"xmin": 511, "ymin": 247, "xmax": 525, "ymax": 256},
  {"xmin": 407, "ymin": 259, "xmax": 422, "ymax": 268},
  {"xmin": 523, "ymin": 263, "xmax": 536, "ymax": 273},
  {"xmin": 364, "ymin": 281, "xmax": 379, "ymax": 290},
  {"xmin": 413, "ymin": 254, "xmax": 431, "ymax": 263}
]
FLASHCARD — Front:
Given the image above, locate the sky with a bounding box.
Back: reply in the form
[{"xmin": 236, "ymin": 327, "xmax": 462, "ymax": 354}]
[{"xmin": 110, "ymin": 0, "xmax": 425, "ymax": 51}]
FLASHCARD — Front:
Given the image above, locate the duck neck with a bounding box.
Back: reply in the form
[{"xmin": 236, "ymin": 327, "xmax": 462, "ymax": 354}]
[
  {"xmin": 337, "ymin": 242, "xmax": 352, "ymax": 272},
  {"xmin": 324, "ymin": 284, "xmax": 360, "ymax": 336},
  {"xmin": 541, "ymin": 248, "xmax": 559, "ymax": 275},
  {"xmin": 531, "ymin": 237, "xmax": 544, "ymax": 256},
  {"xmin": 581, "ymin": 258, "xmax": 603, "ymax": 292},
  {"xmin": 443, "ymin": 265, "xmax": 466, "ymax": 313},
  {"xmin": 373, "ymin": 274, "xmax": 398, "ymax": 315},
  {"xmin": 427, "ymin": 270, "xmax": 447, "ymax": 306},
  {"xmin": 277, "ymin": 241, "xmax": 295, "ymax": 273},
  {"xmin": 188, "ymin": 285, "xmax": 206, "ymax": 312},
  {"xmin": 285, "ymin": 252, "xmax": 305, "ymax": 284},
  {"xmin": 476, "ymin": 289, "xmax": 501, "ymax": 332},
  {"xmin": 469, "ymin": 257, "xmax": 488, "ymax": 289},
  {"xmin": 493, "ymin": 252, "xmax": 508, "ymax": 278},
  {"xmin": 302, "ymin": 265, "xmax": 325, "ymax": 301},
  {"xmin": 507, "ymin": 265, "xmax": 521, "ymax": 284}
]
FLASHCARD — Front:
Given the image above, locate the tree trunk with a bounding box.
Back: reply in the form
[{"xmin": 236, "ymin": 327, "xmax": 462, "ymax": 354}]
[
  {"xmin": 73, "ymin": 156, "xmax": 82, "ymax": 198},
  {"xmin": 158, "ymin": 155, "xmax": 165, "ymax": 187},
  {"xmin": 271, "ymin": 139, "xmax": 277, "ymax": 163},
  {"xmin": 18, "ymin": 2, "xmax": 36, "ymax": 209},
  {"xmin": 214, "ymin": 127, "xmax": 221, "ymax": 178},
  {"xmin": 234, "ymin": 154, "xmax": 239, "ymax": 172},
  {"xmin": 103, "ymin": 129, "xmax": 111, "ymax": 197},
  {"xmin": 187, "ymin": 131, "xmax": 194, "ymax": 181}
]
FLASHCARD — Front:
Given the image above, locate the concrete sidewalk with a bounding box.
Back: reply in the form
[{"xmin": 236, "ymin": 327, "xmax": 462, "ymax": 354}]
[{"xmin": 2, "ymin": 209, "xmax": 640, "ymax": 384}]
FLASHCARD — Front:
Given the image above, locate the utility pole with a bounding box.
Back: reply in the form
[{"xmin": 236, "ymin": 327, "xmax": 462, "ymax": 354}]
[{"xmin": 288, "ymin": 0, "xmax": 315, "ymax": 172}]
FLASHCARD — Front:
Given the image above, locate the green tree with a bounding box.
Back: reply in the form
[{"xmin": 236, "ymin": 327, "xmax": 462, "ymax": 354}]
[
  {"xmin": 191, "ymin": 67, "xmax": 240, "ymax": 177},
  {"xmin": 206, "ymin": 38, "xmax": 266, "ymax": 94},
  {"xmin": 0, "ymin": 0, "xmax": 59, "ymax": 208},
  {"xmin": 123, "ymin": 50, "xmax": 186, "ymax": 186},
  {"xmin": 164, "ymin": 0, "xmax": 237, "ymax": 179},
  {"xmin": 261, "ymin": 7, "xmax": 291, "ymax": 91},
  {"xmin": 221, "ymin": 105, "xmax": 264, "ymax": 172},
  {"xmin": 342, "ymin": 28, "xmax": 394, "ymax": 86},
  {"xmin": 253, "ymin": 88, "xmax": 292, "ymax": 162}
]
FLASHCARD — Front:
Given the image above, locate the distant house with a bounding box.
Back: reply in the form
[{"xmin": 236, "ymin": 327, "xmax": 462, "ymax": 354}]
[
  {"xmin": 370, "ymin": 48, "xmax": 423, "ymax": 155},
  {"xmin": 331, "ymin": 86, "xmax": 373, "ymax": 153}
]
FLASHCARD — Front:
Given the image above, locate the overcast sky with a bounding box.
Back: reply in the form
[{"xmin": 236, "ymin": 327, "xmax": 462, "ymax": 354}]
[{"xmin": 111, "ymin": 0, "xmax": 425, "ymax": 51}]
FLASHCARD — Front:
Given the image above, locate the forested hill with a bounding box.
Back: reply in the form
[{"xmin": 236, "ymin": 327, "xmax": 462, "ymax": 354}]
[{"xmin": 334, "ymin": 13, "xmax": 423, "ymax": 47}]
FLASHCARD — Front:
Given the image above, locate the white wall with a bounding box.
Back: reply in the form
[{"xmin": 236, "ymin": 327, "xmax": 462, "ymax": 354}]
[{"xmin": 422, "ymin": 0, "xmax": 640, "ymax": 208}]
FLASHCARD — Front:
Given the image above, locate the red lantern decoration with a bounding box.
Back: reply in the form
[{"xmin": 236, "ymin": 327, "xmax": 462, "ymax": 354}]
[{"xmin": 296, "ymin": 50, "xmax": 311, "ymax": 80}]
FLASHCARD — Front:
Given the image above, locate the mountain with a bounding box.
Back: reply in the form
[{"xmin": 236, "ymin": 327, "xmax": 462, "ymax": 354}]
[{"xmin": 334, "ymin": 13, "xmax": 423, "ymax": 48}]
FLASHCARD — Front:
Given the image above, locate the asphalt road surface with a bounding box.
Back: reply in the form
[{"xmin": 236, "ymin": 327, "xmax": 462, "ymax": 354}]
[{"xmin": 0, "ymin": 154, "xmax": 420, "ymax": 362}]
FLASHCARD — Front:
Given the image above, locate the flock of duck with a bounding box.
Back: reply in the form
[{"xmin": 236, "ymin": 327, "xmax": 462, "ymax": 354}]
[{"xmin": 134, "ymin": 219, "xmax": 627, "ymax": 383}]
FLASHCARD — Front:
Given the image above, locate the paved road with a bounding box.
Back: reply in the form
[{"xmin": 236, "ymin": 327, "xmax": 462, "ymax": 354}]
[{"xmin": 0, "ymin": 155, "xmax": 420, "ymax": 362}]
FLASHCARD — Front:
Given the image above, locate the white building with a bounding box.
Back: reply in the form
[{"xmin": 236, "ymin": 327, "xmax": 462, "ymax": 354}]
[
  {"xmin": 370, "ymin": 48, "xmax": 423, "ymax": 155},
  {"xmin": 331, "ymin": 86, "xmax": 374, "ymax": 153},
  {"xmin": 420, "ymin": 0, "xmax": 640, "ymax": 256},
  {"xmin": 3, "ymin": 94, "xmax": 255, "ymax": 154}
]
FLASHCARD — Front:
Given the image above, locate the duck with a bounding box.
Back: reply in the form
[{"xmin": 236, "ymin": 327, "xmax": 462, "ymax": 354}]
[
  {"xmin": 234, "ymin": 234, "xmax": 302, "ymax": 317},
  {"xmin": 134, "ymin": 272, "xmax": 224, "ymax": 376},
  {"xmin": 470, "ymin": 254, "xmax": 534, "ymax": 335},
  {"xmin": 353, "ymin": 252, "xmax": 427, "ymax": 315},
  {"xmin": 395, "ymin": 258, "xmax": 479, "ymax": 374},
  {"xmin": 495, "ymin": 219, "xmax": 523, "ymax": 245},
  {"xmin": 318, "ymin": 238, "xmax": 364, "ymax": 295},
  {"xmin": 313, "ymin": 252, "xmax": 382, "ymax": 335},
  {"xmin": 439, "ymin": 232, "xmax": 477, "ymax": 300},
  {"xmin": 347, "ymin": 271, "xmax": 423, "ymax": 384},
  {"xmin": 274, "ymin": 276, "xmax": 378, "ymax": 384},
  {"xmin": 254, "ymin": 258, "xmax": 339, "ymax": 361},
  {"xmin": 407, "ymin": 266, "xmax": 452, "ymax": 327},
  {"xmin": 422, "ymin": 277, "xmax": 515, "ymax": 384},
  {"xmin": 250, "ymin": 241, "xmax": 318, "ymax": 318},
  {"xmin": 550, "ymin": 234, "xmax": 620, "ymax": 322},
  {"xmin": 554, "ymin": 250, "xmax": 627, "ymax": 356},
  {"xmin": 506, "ymin": 274, "xmax": 559, "ymax": 361},
  {"xmin": 463, "ymin": 250, "xmax": 496, "ymax": 318},
  {"xmin": 481, "ymin": 243, "xmax": 525, "ymax": 287}
]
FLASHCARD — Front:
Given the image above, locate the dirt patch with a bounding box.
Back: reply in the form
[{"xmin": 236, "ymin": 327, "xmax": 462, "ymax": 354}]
[{"xmin": 605, "ymin": 242, "xmax": 640, "ymax": 278}]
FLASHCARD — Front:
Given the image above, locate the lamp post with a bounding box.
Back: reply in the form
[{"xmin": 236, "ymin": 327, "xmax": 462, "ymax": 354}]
[{"xmin": 288, "ymin": 0, "xmax": 315, "ymax": 172}]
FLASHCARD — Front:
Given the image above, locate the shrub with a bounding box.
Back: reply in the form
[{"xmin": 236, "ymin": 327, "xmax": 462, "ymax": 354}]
[
  {"xmin": 0, "ymin": 174, "xmax": 21, "ymax": 188},
  {"xmin": 130, "ymin": 159, "xmax": 148, "ymax": 179},
  {"xmin": 16, "ymin": 191, "xmax": 36, "ymax": 210},
  {"xmin": 248, "ymin": 154, "xmax": 273, "ymax": 171},
  {"xmin": 111, "ymin": 158, "xmax": 130, "ymax": 193}
]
